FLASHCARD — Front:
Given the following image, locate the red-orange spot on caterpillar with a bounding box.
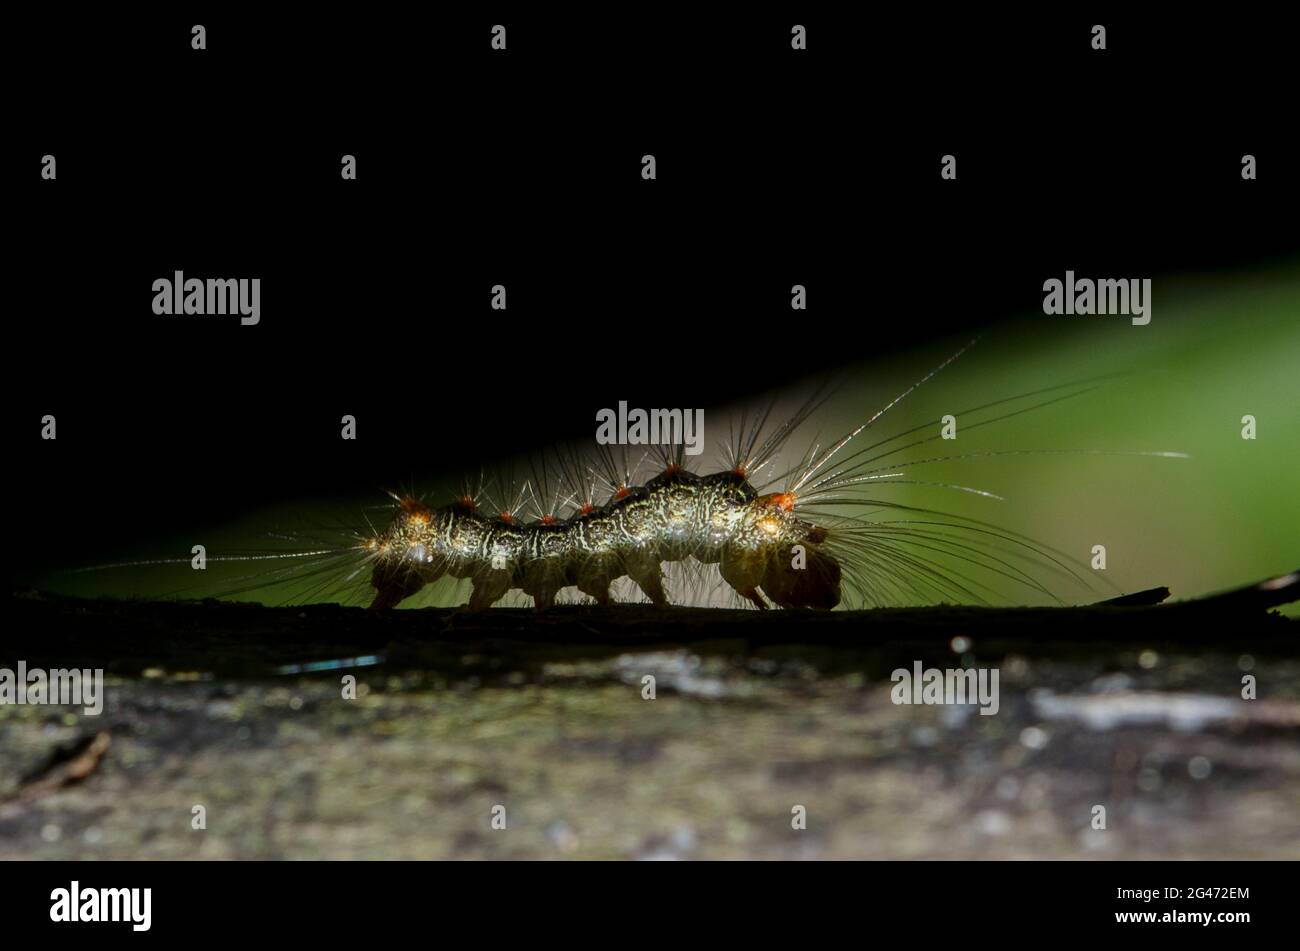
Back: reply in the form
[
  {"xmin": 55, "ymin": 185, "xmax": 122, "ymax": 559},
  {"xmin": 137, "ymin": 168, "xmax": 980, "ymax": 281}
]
[
  {"xmin": 662, "ymin": 464, "xmax": 681, "ymax": 476},
  {"xmin": 579, "ymin": 503, "xmax": 596, "ymax": 515},
  {"xmin": 613, "ymin": 486, "xmax": 632, "ymax": 500},
  {"xmin": 457, "ymin": 495, "xmax": 478, "ymax": 512},
  {"xmin": 540, "ymin": 515, "xmax": 558, "ymax": 525},
  {"xmin": 498, "ymin": 513, "xmax": 516, "ymax": 525},
  {"xmin": 400, "ymin": 497, "xmax": 431, "ymax": 516},
  {"xmin": 732, "ymin": 466, "xmax": 748, "ymax": 477},
  {"xmin": 759, "ymin": 492, "xmax": 797, "ymax": 512}
]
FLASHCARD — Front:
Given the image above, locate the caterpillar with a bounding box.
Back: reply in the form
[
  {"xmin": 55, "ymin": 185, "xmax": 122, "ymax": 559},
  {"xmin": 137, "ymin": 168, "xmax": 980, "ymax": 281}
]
[
  {"xmin": 59, "ymin": 340, "xmax": 1189, "ymax": 611},
  {"xmin": 365, "ymin": 346, "xmax": 976, "ymax": 612}
]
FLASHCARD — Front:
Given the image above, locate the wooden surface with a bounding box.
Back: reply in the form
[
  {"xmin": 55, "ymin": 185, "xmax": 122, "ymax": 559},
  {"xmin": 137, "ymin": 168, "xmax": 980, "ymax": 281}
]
[{"xmin": 2, "ymin": 572, "xmax": 1298, "ymax": 860}]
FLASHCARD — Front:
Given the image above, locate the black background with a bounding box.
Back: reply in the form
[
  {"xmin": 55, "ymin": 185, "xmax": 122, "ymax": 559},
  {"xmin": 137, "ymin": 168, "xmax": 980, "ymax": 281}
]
[{"xmin": 6, "ymin": 8, "xmax": 1297, "ymax": 576}]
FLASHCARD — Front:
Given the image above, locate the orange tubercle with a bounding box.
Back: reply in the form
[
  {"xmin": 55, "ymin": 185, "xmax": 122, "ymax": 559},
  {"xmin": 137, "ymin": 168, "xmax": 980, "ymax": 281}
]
[
  {"xmin": 759, "ymin": 492, "xmax": 797, "ymax": 512},
  {"xmin": 400, "ymin": 497, "xmax": 431, "ymax": 517}
]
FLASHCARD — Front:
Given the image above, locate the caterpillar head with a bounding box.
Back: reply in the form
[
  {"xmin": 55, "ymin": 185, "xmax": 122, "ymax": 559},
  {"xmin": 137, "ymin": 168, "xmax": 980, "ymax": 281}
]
[{"xmin": 752, "ymin": 493, "xmax": 842, "ymax": 609}]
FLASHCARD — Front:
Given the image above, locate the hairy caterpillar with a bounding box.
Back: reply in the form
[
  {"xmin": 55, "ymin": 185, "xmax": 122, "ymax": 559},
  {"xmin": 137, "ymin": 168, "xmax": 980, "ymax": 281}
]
[{"xmin": 61, "ymin": 341, "xmax": 1189, "ymax": 611}]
